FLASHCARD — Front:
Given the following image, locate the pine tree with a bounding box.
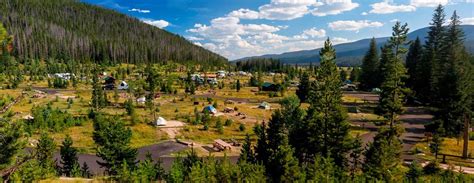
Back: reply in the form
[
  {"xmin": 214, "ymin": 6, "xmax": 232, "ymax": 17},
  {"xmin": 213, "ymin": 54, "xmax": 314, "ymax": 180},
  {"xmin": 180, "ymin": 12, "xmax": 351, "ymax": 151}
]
[
  {"xmin": 349, "ymin": 136, "xmax": 363, "ymax": 180},
  {"xmin": 350, "ymin": 67, "xmax": 360, "ymax": 82},
  {"xmin": 36, "ymin": 133, "xmax": 57, "ymax": 173},
  {"xmin": 239, "ymin": 133, "xmax": 256, "ymax": 163},
  {"xmin": 236, "ymin": 79, "xmax": 241, "ymax": 92},
  {"xmin": 93, "ymin": 115, "xmax": 137, "ymax": 175},
  {"xmin": 254, "ymin": 122, "xmax": 269, "ymax": 165},
  {"xmin": 376, "ymin": 22, "xmax": 409, "ymax": 128},
  {"xmin": 296, "ymin": 72, "xmax": 310, "ymax": 103},
  {"xmin": 406, "ymin": 37, "xmax": 423, "ymax": 93},
  {"xmin": 91, "ymin": 69, "xmax": 107, "ymax": 110},
  {"xmin": 422, "ymin": 4, "xmax": 447, "ymax": 104},
  {"xmin": 363, "ymin": 127, "xmax": 403, "ymax": 181},
  {"xmin": 436, "ymin": 11, "xmax": 473, "ymax": 158},
  {"xmin": 60, "ymin": 135, "xmax": 79, "ymax": 177},
  {"xmin": 0, "ymin": 119, "xmax": 24, "ymax": 170},
  {"xmin": 81, "ymin": 162, "xmax": 91, "ymax": 178},
  {"xmin": 360, "ymin": 38, "xmax": 380, "ymax": 90},
  {"xmin": 302, "ymin": 38, "xmax": 352, "ymax": 167}
]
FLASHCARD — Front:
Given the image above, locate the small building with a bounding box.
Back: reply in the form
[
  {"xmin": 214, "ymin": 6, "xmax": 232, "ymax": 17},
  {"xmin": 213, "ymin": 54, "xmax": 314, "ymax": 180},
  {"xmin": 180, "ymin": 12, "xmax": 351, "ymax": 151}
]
[
  {"xmin": 203, "ymin": 105, "xmax": 217, "ymax": 114},
  {"xmin": 261, "ymin": 82, "xmax": 279, "ymax": 91},
  {"xmin": 118, "ymin": 81, "xmax": 129, "ymax": 90},
  {"xmin": 155, "ymin": 117, "xmax": 167, "ymax": 126},
  {"xmin": 258, "ymin": 102, "xmax": 271, "ymax": 110}
]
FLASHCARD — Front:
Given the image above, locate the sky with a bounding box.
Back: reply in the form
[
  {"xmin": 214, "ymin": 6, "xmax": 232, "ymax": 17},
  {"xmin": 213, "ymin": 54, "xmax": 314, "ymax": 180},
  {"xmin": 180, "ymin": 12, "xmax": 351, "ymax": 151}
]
[{"xmin": 82, "ymin": 0, "xmax": 474, "ymax": 60}]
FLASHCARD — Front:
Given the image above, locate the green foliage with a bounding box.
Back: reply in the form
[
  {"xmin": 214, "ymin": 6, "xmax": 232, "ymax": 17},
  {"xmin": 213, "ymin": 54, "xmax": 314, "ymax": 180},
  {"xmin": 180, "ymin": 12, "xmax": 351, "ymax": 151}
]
[
  {"xmin": 296, "ymin": 72, "xmax": 310, "ymax": 103},
  {"xmin": 360, "ymin": 38, "xmax": 380, "ymax": 90},
  {"xmin": 0, "ymin": 0, "xmax": 226, "ymax": 65},
  {"xmin": 0, "ymin": 119, "xmax": 25, "ymax": 170},
  {"xmin": 238, "ymin": 123, "xmax": 245, "ymax": 132},
  {"xmin": 93, "ymin": 115, "xmax": 137, "ymax": 175},
  {"xmin": 406, "ymin": 161, "xmax": 423, "ymax": 182},
  {"xmin": 236, "ymin": 79, "xmax": 241, "ymax": 92},
  {"xmin": 235, "ymin": 58, "xmax": 283, "ymax": 72},
  {"xmin": 224, "ymin": 119, "xmax": 233, "ymax": 126},
  {"xmin": 376, "ymin": 22, "xmax": 409, "ymax": 127},
  {"xmin": 301, "ymin": 38, "xmax": 352, "ymax": 167},
  {"xmin": 60, "ymin": 135, "xmax": 79, "ymax": 177},
  {"xmin": 27, "ymin": 104, "xmax": 85, "ymax": 132},
  {"xmin": 363, "ymin": 127, "xmax": 403, "ymax": 181},
  {"xmin": 91, "ymin": 72, "xmax": 107, "ymax": 110}
]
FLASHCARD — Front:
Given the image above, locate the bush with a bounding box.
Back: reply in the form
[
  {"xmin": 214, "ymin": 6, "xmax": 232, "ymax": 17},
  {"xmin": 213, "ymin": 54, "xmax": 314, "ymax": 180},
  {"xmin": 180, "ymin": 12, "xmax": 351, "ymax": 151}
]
[
  {"xmin": 224, "ymin": 119, "xmax": 233, "ymax": 126},
  {"xmin": 239, "ymin": 124, "xmax": 246, "ymax": 132},
  {"xmin": 423, "ymin": 161, "xmax": 441, "ymax": 175}
]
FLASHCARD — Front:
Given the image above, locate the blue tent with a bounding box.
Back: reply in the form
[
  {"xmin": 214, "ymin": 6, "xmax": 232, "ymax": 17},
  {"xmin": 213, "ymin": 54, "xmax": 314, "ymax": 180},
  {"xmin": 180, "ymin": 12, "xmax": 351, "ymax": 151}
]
[{"xmin": 203, "ymin": 105, "xmax": 217, "ymax": 114}]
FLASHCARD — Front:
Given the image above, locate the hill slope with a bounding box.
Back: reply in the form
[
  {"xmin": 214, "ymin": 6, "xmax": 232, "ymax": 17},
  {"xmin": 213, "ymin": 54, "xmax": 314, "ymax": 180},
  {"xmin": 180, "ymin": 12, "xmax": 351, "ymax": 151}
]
[
  {"xmin": 0, "ymin": 0, "xmax": 227, "ymax": 65},
  {"xmin": 235, "ymin": 25, "xmax": 474, "ymax": 66}
]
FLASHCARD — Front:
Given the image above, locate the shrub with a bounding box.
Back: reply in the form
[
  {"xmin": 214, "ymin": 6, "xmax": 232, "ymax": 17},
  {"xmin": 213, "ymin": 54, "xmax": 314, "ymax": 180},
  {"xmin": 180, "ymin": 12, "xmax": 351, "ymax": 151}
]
[{"xmin": 239, "ymin": 124, "xmax": 246, "ymax": 132}]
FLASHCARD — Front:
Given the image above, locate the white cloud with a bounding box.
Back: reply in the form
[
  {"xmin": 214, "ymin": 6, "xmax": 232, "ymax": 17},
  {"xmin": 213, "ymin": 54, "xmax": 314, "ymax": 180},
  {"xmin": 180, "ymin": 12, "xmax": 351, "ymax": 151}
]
[
  {"xmin": 188, "ymin": 15, "xmax": 351, "ymax": 59},
  {"xmin": 258, "ymin": 0, "xmax": 316, "ymax": 20},
  {"xmin": 310, "ymin": 0, "xmax": 359, "ymax": 16},
  {"xmin": 390, "ymin": 19, "xmax": 400, "ymax": 22},
  {"xmin": 369, "ymin": 1, "xmax": 416, "ymax": 14},
  {"xmin": 187, "ymin": 36, "xmax": 204, "ymax": 41},
  {"xmin": 361, "ymin": 12, "xmax": 368, "ymax": 15},
  {"xmin": 328, "ymin": 20, "xmax": 383, "ymax": 31},
  {"xmin": 128, "ymin": 8, "xmax": 150, "ymax": 13},
  {"xmin": 461, "ymin": 17, "xmax": 474, "ymax": 25},
  {"xmin": 142, "ymin": 19, "xmax": 170, "ymax": 28},
  {"xmin": 293, "ymin": 27, "xmax": 326, "ymax": 39},
  {"xmin": 228, "ymin": 9, "xmax": 260, "ymax": 19},
  {"xmin": 226, "ymin": 0, "xmax": 358, "ymax": 21},
  {"xmin": 410, "ymin": 0, "xmax": 448, "ymax": 7}
]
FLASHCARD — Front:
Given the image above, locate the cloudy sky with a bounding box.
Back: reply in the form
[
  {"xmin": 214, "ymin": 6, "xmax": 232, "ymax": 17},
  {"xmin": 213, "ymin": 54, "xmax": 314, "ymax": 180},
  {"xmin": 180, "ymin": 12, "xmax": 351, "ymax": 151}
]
[{"xmin": 82, "ymin": 0, "xmax": 474, "ymax": 60}]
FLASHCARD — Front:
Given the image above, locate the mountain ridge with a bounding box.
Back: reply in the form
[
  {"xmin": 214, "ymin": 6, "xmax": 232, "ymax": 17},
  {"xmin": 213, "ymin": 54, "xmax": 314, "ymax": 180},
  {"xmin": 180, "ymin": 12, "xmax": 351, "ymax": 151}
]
[{"xmin": 234, "ymin": 25, "xmax": 474, "ymax": 66}]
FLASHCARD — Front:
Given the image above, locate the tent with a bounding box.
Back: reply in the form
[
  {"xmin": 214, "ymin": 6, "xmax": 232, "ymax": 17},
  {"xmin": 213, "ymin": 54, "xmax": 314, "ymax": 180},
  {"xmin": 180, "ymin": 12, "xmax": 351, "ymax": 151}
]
[
  {"xmin": 203, "ymin": 105, "xmax": 217, "ymax": 114},
  {"xmin": 118, "ymin": 81, "xmax": 129, "ymax": 90},
  {"xmin": 258, "ymin": 102, "xmax": 271, "ymax": 110},
  {"xmin": 137, "ymin": 96, "xmax": 146, "ymax": 104},
  {"xmin": 156, "ymin": 117, "xmax": 167, "ymax": 126}
]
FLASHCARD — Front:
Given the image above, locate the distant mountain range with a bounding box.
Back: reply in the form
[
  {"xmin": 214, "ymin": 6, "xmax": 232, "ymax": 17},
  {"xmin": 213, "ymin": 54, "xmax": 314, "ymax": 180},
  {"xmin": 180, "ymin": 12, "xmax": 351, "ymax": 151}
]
[{"xmin": 235, "ymin": 25, "xmax": 474, "ymax": 66}]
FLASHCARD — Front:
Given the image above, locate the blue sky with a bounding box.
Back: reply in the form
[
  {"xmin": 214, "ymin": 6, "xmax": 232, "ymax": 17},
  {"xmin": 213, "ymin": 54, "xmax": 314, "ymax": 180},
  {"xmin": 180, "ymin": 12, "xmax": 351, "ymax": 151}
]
[{"xmin": 82, "ymin": 0, "xmax": 474, "ymax": 60}]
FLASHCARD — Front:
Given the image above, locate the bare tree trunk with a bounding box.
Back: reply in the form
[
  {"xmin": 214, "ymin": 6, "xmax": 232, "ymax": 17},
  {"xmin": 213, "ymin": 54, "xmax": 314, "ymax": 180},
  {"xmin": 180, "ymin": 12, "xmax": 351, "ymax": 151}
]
[{"xmin": 463, "ymin": 113, "xmax": 470, "ymax": 158}]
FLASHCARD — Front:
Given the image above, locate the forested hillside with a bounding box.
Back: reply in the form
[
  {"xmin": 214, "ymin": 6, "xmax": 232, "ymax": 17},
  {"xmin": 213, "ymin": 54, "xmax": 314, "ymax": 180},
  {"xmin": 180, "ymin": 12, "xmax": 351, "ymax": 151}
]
[{"xmin": 0, "ymin": 0, "xmax": 227, "ymax": 65}]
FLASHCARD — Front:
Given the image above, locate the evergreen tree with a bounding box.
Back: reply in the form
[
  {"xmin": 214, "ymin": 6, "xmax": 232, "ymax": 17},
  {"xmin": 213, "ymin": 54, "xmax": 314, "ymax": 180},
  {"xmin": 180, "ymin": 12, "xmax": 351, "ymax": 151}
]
[
  {"xmin": 91, "ymin": 70, "xmax": 107, "ymax": 110},
  {"xmin": 406, "ymin": 161, "xmax": 423, "ymax": 182},
  {"xmin": 350, "ymin": 67, "xmax": 360, "ymax": 82},
  {"xmin": 435, "ymin": 11, "xmax": 473, "ymax": 157},
  {"xmin": 406, "ymin": 37, "xmax": 423, "ymax": 93},
  {"xmin": 363, "ymin": 127, "xmax": 403, "ymax": 181},
  {"xmin": 60, "ymin": 135, "xmax": 79, "ymax": 177},
  {"xmin": 302, "ymin": 38, "xmax": 352, "ymax": 167},
  {"xmin": 254, "ymin": 122, "xmax": 269, "ymax": 165},
  {"xmin": 339, "ymin": 69, "xmax": 347, "ymax": 82},
  {"xmin": 349, "ymin": 136, "xmax": 363, "ymax": 180},
  {"xmin": 360, "ymin": 38, "xmax": 380, "ymax": 90},
  {"xmin": 93, "ymin": 115, "xmax": 137, "ymax": 175},
  {"xmin": 239, "ymin": 133, "xmax": 256, "ymax": 163},
  {"xmin": 376, "ymin": 22, "xmax": 409, "ymax": 128},
  {"xmin": 36, "ymin": 133, "xmax": 57, "ymax": 174},
  {"xmin": 81, "ymin": 162, "xmax": 91, "ymax": 178},
  {"xmin": 236, "ymin": 79, "xmax": 241, "ymax": 92},
  {"xmin": 296, "ymin": 72, "xmax": 310, "ymax": 103},
  {"xmin": 0, "ymin": 119, "xmax": 24, "ymax": 170},
  {"xmin": 422, "ymin": 4, "xmax": 447, "ymax": 104}
]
